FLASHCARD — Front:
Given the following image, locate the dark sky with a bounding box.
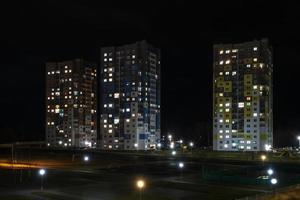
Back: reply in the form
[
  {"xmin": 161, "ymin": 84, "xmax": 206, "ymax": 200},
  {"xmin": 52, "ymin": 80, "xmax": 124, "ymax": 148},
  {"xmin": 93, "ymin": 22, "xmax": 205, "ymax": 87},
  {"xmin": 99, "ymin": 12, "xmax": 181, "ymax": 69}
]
[{"xmin": 1, "ymin": 0, "xmax": 300, "ymax": 147}]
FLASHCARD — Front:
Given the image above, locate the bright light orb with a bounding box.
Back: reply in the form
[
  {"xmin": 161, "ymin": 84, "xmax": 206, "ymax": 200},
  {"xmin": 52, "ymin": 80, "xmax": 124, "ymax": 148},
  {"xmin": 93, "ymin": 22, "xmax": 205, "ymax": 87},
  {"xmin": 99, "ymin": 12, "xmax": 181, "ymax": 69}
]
[
  {"xmin": 267, "ymin": 169, "xmax": 274, "ymax": 175},
  {"xmin": 136, "ymin": 180, "xmax": 145, "ymax": 189},
  {"xmin": 157, "ymin": 143, "xmax": 162, "ymax": 148},
  {"xmin": 261, "ymin": 155, "xmax": 266, "ymax": 161},
  {"xmin": 178, "ymin": 162, "xmax": 184, "ymax": 169},
  {"xmin": 297, "ymin": 136, "xmax": 300, "ymax": 141},
  {"xmin": 271, "ymin": 178, "xmax": 278, "ymax": 185},
  {"xmin": 39, "ymin": 169, "xmax": 46, "ymax": 176},
  {"xmin": 172, "ymin": 151, "xmax": 176, "ymax": 156},
  {"xmin": 189, "ymin": 142, "xmax": 194, "ymax": 147},
  {"xmin": 84, "ymin": 156, "xmax": 89, "ymax": 162}
]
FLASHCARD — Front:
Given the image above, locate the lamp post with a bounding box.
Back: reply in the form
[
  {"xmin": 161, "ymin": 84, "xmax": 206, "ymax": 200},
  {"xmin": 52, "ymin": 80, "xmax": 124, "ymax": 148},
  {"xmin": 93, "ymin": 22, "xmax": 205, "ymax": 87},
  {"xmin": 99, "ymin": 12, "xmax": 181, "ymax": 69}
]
[
  {"xmin": 261, "ymin": 155, "xmax": 266, "ymax": 166},
  {"xmin": 178, "ymin": 162, "xmax": 184, "ymax": 179},
  {"xmin": 297, "ymin": 136, "xmax": 300, "ymax": 149},
  {"xmin": 38, "ymin": 169, "xmax": 46, "ymax": 191},
  {"xmin": 136, "ymin": 179, "xmax": 145, "ymax": 200},
  {"xmin": 270, "ymin": 178, "xmax": 278, "ymax": 194}
]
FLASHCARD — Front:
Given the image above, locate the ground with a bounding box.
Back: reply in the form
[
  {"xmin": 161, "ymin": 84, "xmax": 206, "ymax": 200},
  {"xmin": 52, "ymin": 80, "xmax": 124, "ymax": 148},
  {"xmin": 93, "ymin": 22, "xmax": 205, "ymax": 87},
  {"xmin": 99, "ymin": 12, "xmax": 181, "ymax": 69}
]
[{"xmin": 0, "ymin": 149, "xmax": 299, "ymax": 200}]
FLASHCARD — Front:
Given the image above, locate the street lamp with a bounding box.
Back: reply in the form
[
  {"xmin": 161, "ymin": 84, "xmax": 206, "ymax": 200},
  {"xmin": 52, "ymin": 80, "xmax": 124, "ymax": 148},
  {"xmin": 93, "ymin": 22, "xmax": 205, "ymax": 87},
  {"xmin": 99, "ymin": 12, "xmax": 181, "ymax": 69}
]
[
  {"xmin": 270, "ymin": 178, "xmax": 277, "ymax": 185},
  {"xmin": 172, "ymin": 150, "xmax": 176, "ymax": 156},
  {"xmin": 297, "ymin": 136, "xmax": 300, "ymax": 149},
  {"xmin": 38, "ymin": 169, "xmax": 46, "ymax": 191},
  {"xmin": 136, "ymin": 179, "xmax": 145, "ymax": 200},
  {"xmin": 178, "ymin": 162, "xmax": 184, "ymax": 179},
  {"xmin": 267, "ymin": 168, "xmax": 274, "ymax": 176},
  {"xmin": 189, "ymin": 142, "xmax": 194, "ymax": 148},
  {"xmin": 83, "ymin": 155, "xmax": 89, "ymax": 162}
]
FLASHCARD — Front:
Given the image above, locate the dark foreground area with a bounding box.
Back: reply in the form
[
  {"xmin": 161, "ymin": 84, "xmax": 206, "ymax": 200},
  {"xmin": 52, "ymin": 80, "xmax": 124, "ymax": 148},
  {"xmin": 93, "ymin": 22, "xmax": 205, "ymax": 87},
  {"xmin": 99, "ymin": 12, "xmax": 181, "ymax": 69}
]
[{"xmin": 0, "ymin": 149, "xmax": 300, "ymax": 200}]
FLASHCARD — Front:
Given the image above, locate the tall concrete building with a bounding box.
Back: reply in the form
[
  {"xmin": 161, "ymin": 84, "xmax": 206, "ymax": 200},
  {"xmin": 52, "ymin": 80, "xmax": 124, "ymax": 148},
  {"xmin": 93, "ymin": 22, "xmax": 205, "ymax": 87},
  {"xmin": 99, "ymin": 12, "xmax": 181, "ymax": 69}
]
[
  {"xmin": 100, "ymin": 41, "xmax": 161, "ymax": 150},
  {"xmin": 45, "ymin": 59, "xmax": 97, "ymax": 148},
  {"xmin": 213, "ymin": 39, "xmax": 273, "ymax": 151}
]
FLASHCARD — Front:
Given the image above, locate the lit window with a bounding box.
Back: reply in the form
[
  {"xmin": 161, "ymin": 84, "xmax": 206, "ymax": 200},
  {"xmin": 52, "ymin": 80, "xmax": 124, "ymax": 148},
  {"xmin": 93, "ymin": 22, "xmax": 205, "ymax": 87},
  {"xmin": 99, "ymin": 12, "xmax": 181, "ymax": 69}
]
[
  {"xmin": 47, "ymin": 72, "xmax": 50, "ymax": 75},
  {"xmin": 103, "ymin": 119, "xmax": 107, "ymax": 123},
  {"xmin": 65, "ymin": 65, "xmax": 68, "ymax": 69},
  {"xmin": 225, "ymin": 108, "xmax": 229, "ymax": 112},
  {"xmin": 224, "ymin": 144, "xmax": 228, "ymax": 148},
  {"xmin": 232, "ymin": 71, "xmax": 236, "ymax": 76},
  {"xmin": 104, "ymin": 68, "xmax": 107, "ymax": 72},
  {"xmin": 109, "ymin": 78, "xmax": 113, "ymax": 82},
  {"xmin": 246, "ymin": 97, "xmax": 251, "ymax": 101},
  {"xmin": 219, "ymin": 60, "xmax": 224, "ymax": 65},
  {"xmin": 126, "ymin": 108, "xmax": 130, "ymax": 112},
  {"xmin": 219, "ymin": 130, "xmax": 223, "ymax": 133},
  {"xmin": 253, "ymin": 47, "xmax": 258, "ymax": 51},
  {"xmin": 108, "ymin": 129, "xmax": 112, "ymax": 133},
  {"xmin": 104, "ymin": 58, "xmax": 107, "ymax": 62},
  {"xmin": 219, "ymin": 50, "xmax": 224, "ymax": 54},
  {"xmin": 247, "ymin": 64, "xmax": 251, "ymax": 68},
  {"xmin": 253, "ymin": 58, "xmax": 258, "ymax": 62},
  {"xmin": 225, "ymin": 71, "xmax": 229, "ymax": 75},
  {"xmin": 64, "ymin": 70, "xmax": 68, "ymax": 73},
  {"xmin": 108, "ymin": 68, "xmax": 113, "ymax": 72},
  {"xmin": 109, "ymin": 124, "xmax": 112, "ymax": 128},
  {"xmin": 238, "ymin": 102, "xmax": 244, "ymax": 108},
  {"xmin": 259, "ymin": 63, "xmax": 264, "ymax": 68},
  {"xmin": 219, "ymin": 119, "xmax": 223, "ymax": 123},
  {"xmin": 126, "ymin": 119, "xmax": 130, "ymax": 122},
  {"xmin": 219, "ymin": 72, "xmax": 223, "ymax": 75},
  {"xmin": 114, "ymin": 93, "xmax": 119, "ymax": 98},
  {"xmin": 51, "ymin": 71, "xmax": 55, "ymax": 74},
  {"xmin": 225, "ymin": 50, "xmax": 230, "ymax": 54},
  {"xmin": 104, "ymin": 104, "xmax": 107, "ymax": 108},
  {"xmin": 108, "ymin": 104, "xmax": 113, "ymax": 108},
  {"xmin": 232, "ymin": 49, "xmax": 238, "ymax": 53},
  {"xmin": 253, "ymin": 85, "xmax": 258, "ymax": 89},
  {"xmin": 225, "ymin": 135, "xmax": 229, "ymax": 138},
  {"xmin": 225, "ymin": 60, "xmax": 230, "ymax": 64},
  {"xmin": 219, "ymin": 135, "xmax": 223, "ymax": 138},
  {"xmin": 132, "ymin": 55, "xmax": 136, "ymax": 58},
  {"xmin": 240, "ymin": 146, "xmax": 244, "ymax": 149},
  {"xmin": 219, "ymin": 93, "xmax": 223, "ymax": 97},
  {"xmin": 109, "ymin": 58, "xmax": 113, "ymax": 61},
  {"xmin": 109, "ymin": 73, "xmax": 113, "ymax": 77},
  {"xmin": 114, "ymin": 119, "xmax": 119, "ymax": 124},
  {"xmin": 225, "ymin": 103, "xmax": 230, "ymax": 107},
  {"xmin": 104, "ymin": 53, "xmax": 107, "ymax": 57},
  {"xmin": 246, "ymin": 146, "xmax": 251, "ymax": 150},
  {"xmin": 225, "ymin": 119, "xmax": 229, "ymax": 123},
  {"xmin": 225, "ymin": 130, "xmax": 229, "ymax": 133},
  {"xmin": 219, "ymin": 109, "xmax": 223, "ymax": 112},
  {"xmin": 132, "ymin": 114, "xmax": 135, "ymax": 117},
  {"xmin": 69, "ymin": 70, "xmax": 72, "ymax": 73},
  {"xmin": 69, "ymin": 78, "xmax": 72, "ymax": 81},
  {"xmin": 246, "ymin": 102, "xmax": 251, "ymax": 106},
  {"xmin": 247, "ymin": 141, "xmax": 251, "ymax": 144},
  {"xmin": 219, "ymin": 103, "xmax": 223, "ymax": 107},
  {"xmin": 109, "ymin": 114, "xmax": 112, "ymax": 118},
  {"xmin": 253, "ymin": 113, "xmax": 258, "ymax": 117},
  {"xmin": 104, "ymin": 79, "xmax": 107, "ymax": 82}
]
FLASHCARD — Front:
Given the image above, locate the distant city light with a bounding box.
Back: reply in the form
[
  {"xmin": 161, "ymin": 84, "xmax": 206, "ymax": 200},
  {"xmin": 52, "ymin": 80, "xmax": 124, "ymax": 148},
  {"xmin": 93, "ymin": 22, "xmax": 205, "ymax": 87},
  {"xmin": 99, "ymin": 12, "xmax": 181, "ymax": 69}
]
[
  {"xmin": 157, "ymin": 143, "xmax": 162, "ymax": 148},
  {"xmin": 178, "ymin": 162, "xmax": 184, "ymax": 169},
  {"xmin": 39, "ymin": 169, "xmax": 46, "ymax": 176},
  {"xmin": 172, "ymin": 151, "xmax": 176, "ymax": 156},
  {"xmin": 261, "ymin": 155, "xmax": 267, "ymax": 161},
  {"xmin": 267, "ymin": 169, "xmax": 274, "ymax": 176},
  {"xmin": 84, "ymin": 156, "xmax": 89, "ymax": 162},
  {"xmin": 271, "ymin": 178, "xmax": 278, "ymax": 185},
  {"xmin": 136, "ymin": 180, "xmax": 145, "ymax": 189},
  {"xmin": 189, "ymin": 142, "xmax": 194, "ymax": 147}
]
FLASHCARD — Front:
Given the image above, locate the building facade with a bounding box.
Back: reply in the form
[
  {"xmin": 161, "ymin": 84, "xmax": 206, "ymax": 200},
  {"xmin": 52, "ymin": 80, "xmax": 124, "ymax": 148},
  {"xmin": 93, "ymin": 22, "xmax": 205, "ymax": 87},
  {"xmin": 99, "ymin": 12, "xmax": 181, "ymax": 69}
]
[
  {"xmin": 45, "ymin": 59, "xmax": 97, "ymax": 148},
  {"xmin": 100, "ymin": 41, "xmax": 161, "ymax": 150},
  {"xmin": 213, "ymin": 39, "xmax": 273, "ymax": 151}
]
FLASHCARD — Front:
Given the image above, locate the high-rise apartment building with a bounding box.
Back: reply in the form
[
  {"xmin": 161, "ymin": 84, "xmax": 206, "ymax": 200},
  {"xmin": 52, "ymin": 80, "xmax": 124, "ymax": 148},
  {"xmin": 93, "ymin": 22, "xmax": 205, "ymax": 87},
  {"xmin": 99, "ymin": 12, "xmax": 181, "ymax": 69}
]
[
  {"xmin": 100, "ymin": 40, "xmax": 161, "ymax": 150},
  {"xmin": 45, "ymin": 59, "xmax": 97, "ymax": 148},
  {"xmin": 213, "ymin": 39, "xmax": 273, "ymax": 151}
]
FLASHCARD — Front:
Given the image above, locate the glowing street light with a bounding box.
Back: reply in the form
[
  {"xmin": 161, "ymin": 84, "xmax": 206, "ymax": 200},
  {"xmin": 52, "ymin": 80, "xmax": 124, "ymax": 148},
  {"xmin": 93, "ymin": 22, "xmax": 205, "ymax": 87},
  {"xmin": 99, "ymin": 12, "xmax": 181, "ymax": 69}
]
[
  {"xmin": 38, "ymin": 169, "xmax": 46, "ymax": 191},
  {"xmin": 178, "ymin": 162, "xmax": 184, "ymax": 169},
  {"xmin": 172, "ymin": 150, "xmax": 176, "ymax": 156},
  {"xmin": 136, "ymin": 179, "xmax": 145, "ymax": 200},
  {"xmin": 267, "ymin": 169, "xmax": 274, "ymax": 176},
  {"xmin": 270, "ymin": 178, "xmax": 278, "ymax": 185},
  {"xmin": 157, "ymin": 143, "xmax": 162, "ymax": 148},
  {"xmin": 297, "ymin": 136, "xmax": 300, "ymax": 149},
  {"xmin": 83, "ymin": 155, "xmax": 89, "ymax": 162},
  {"xmin": 261, "ymin": 155, "xmax": 266, "ymax": 161},
  {"xmin": 168, "ymin": 134, "xmax": 172, "ymax": 141},
  {"xmin": 170, "ymin": 142, "xmax": 175, "ymax": 149},
  {"xmin": 179, "ymin": 139, "xmax": 183, "ymax": 144},
  {"xmin": 189, "ymin": 142, "xmax": 194, "ymax": 147}
]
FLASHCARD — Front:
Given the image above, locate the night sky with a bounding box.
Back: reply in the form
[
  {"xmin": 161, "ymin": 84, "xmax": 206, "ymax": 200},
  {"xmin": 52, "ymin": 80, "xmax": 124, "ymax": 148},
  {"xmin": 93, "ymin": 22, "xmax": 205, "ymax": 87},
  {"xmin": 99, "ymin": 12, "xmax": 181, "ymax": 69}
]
[{"xmin": 1, "ymin": 1, "xmax": 300, "ymax": 147}]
